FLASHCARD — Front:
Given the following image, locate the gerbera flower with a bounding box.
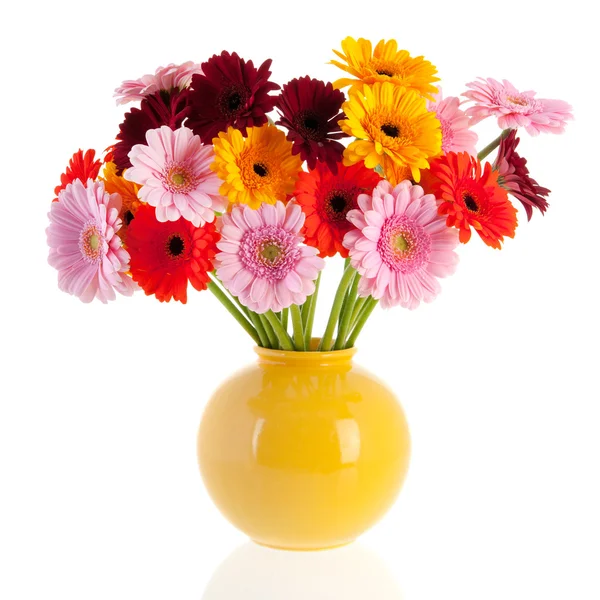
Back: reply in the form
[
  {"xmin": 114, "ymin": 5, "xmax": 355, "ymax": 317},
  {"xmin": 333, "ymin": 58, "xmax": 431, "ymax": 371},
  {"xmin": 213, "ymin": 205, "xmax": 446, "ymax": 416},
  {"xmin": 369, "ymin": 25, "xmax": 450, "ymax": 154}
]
[
  {"xmin": 47, "ymin": 180, "xmax": 137, "ymax": 303},
  {"xmin": 330, "ymin": 37, "xmax": 439, "ymax": 99},
  {"xmin": 186, "ymin": 51, "xmax": 280, "ymax": 143},
  {"xmin": 343, "ymin": 180, "xmax": 459, "ymax": 309},
  {"xmin": 275, "ymin": 76, "xmax": 348, "ymax": 171},
  {"xmin": 340, "ymin": 82, "xmax": 442, "ymax": 182},
  {"xmin": 125, "ymin": 126, "xmax": 227, "ymax": 227},
  {"xmin": 113, "ymin": 88, "xmax": 190, "ymax": 172},
  {"xmin": 215, "ymin": 202, "xmax": 325, "ymax": 314},
  {"xmin": 53, "ymin": 149, "xmax": 102, "ymax": 202},
  {"xmin": 427, "ymin": 89, "xmax": 478, "ymax": 156},
  {"xmin": 293, "ymin": 162, "xmax": 381, "ymax": 257},
  {"xmin": 114, "ymin": 61, "xmax": 202, "ymax": 105},
  {"xmin": 212, "ymin": 124, "xmax": 302, "ymax": 209},
  {"xmin": 463, "ymin": 78, "xmax": 573, "ymax": 135},
  {"xmin": 425, "ymin": 151, "xmax": 518, "ymax": 248},
  {"xmin": 493, "ymin": 129, "xmax": 550, "ymax": 220},
  {"xmin": 101, "ymin": 161, "xmax": 143, "ymax": 241},
  {"xmin": 126, "ymin": 204, "xmax": 220, "ymax": 303}
]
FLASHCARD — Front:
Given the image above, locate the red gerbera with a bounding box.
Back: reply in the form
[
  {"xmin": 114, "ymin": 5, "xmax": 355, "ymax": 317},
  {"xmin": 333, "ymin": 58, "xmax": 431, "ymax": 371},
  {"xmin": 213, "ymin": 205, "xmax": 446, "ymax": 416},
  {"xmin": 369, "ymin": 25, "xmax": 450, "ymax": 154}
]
[
  {"xmin": 126, "ymin": 204, "xmax": 220, "ymax": 303},
  {"xmin": 275, "ymin": 76, "xmax": 348, "ymax": 171},
  {"xmin": 493, "ymin": 129, "xmax": 550, "ymax": 221},
  {"xmin": 424, "ymin": 151, "xmax": 518, "ymax": 249},
  {"xmin": 186, "ymin": 51, "xmax": 280, "ymax": 143},
  {"xmin": 53, "ymin": 149, "xmax": 102, "ymax": 201},
  {"xmin": 293, "ymin": 162, "xmax": 382, "ymax": 257},
  {"xmin": 113, "ymin": 89, "xmax": 190, "ymax": 172}
]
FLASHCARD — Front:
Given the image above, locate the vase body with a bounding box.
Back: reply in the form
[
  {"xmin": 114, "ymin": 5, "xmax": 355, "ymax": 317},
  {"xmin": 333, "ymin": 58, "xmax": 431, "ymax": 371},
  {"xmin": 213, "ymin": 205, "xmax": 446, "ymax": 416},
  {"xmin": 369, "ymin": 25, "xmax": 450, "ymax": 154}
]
[{"xmin": 197, "ymin": 345, "xmax": 411, "ymax": 551}]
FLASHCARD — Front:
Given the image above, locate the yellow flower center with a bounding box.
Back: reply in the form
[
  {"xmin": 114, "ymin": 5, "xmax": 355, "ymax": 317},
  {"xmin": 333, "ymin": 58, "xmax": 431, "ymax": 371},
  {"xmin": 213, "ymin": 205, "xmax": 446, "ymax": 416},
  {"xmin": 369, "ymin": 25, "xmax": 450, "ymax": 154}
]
[
  {"xmin": 364, "ymin": 111, "xmax": 415, "ymax": 149},
  {"xmin": 89, "ymin": 234, "xmax": 99, "ymax": 251},
  {"xmin": 239, "ymin": 148, "xmax": 276, "ymax": 190},
  {"xmin": 369, "ymin": 59, "xmax": 402, "ymax": 79},
  {"xmin": 171, "ymin": 173, "xmax": 186, "ymax": 186},
  {"xmin": 261, "ymin": 243, "xmax": 281, "ymax": 262},
  {"xmin": 507, "ymin": 96, "xmax": 528, "ymax": 106},
  {"xmin": 394, "ymin": 234, "xmax": 410, "ymax": 253}
]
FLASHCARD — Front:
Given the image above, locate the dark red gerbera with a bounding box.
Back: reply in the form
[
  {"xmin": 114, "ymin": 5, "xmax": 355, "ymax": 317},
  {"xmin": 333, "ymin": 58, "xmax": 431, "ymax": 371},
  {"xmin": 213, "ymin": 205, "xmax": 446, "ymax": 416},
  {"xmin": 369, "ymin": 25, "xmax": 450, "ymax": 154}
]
[
  {"xmin": 293, "ymin": 161, "xmax": 382, "ymax": 257},
  {"xmin": 126, "ymin": 204, "xmax": 220, "ymax": 303},
  {"xmin": 113, "ymin": 89, "xmax": 190, "ymax": 172},
  {"xmin": 53, "ymin": 149, "xmax": 102, "ymax": 201},
  {"xmin": 275, "ymin": 76, "xmax": 348, "ymax": 171},
  {"xmin": 185, "ymin": 51, "xmax": 280, "ymax": 143},
  {"xmin": 493, "ymin": 129, "xmax": 550, "ymax": 220}
]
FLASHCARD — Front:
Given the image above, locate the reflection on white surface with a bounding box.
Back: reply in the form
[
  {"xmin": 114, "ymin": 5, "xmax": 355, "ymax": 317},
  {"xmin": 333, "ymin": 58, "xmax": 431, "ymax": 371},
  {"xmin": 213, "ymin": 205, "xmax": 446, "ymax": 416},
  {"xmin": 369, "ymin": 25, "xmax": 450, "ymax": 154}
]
[{"xmin": 202, "ymin": 541, "xmax": 404, "ymax": 600}]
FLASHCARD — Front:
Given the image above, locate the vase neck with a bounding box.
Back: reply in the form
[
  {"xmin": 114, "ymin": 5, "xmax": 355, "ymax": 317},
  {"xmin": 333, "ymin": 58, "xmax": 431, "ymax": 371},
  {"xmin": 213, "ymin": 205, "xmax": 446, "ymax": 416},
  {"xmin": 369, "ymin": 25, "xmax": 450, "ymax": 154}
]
[{"xmin": 254, "ymin": 342, "xmax": 357, "ymax": 367}]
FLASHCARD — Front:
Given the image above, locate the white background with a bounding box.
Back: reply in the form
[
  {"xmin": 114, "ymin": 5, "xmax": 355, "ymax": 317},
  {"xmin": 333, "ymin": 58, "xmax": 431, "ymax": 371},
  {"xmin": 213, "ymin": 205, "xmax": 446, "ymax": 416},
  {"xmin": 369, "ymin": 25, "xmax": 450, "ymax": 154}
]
[{"xmin": 1, "ymin": 1, "xmax": 598, "ymax": 598}]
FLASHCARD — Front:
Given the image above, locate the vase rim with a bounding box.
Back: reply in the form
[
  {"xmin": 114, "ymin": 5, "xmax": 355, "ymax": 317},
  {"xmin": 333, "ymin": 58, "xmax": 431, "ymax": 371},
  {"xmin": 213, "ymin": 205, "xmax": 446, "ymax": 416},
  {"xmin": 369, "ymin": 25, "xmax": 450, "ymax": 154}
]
[{"xmin": 254, "ymin": 338, "xmax": 357, "ymax": 365}]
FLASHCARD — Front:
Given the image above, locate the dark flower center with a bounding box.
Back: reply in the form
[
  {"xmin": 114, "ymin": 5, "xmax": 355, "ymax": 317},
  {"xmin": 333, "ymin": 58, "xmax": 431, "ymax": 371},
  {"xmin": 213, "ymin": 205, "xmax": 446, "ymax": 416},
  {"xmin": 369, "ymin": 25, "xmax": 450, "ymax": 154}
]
[
  {"xmin": 463, "ymin": 194, "xmax": 479, "ymax": 212},
  {"xmin": 167, "ymin": 234, "xmax": 185, "ymax": 257},
  {"xmin": 218, "ymin": 84, "xmax": 249, "ymax": 117},
  {"xmin": 124, "ymin": 210, "xmax": 134, "ymax": 225},
  {"xmin": 253, "ymin": 163, "xmax": 268, "ymax": 177},
  {"xmin": 303, "ymin": 116, "xmax": 319, "ymax": 130},
  {"xmin": 227, "ymin": 92, "xmax": 242, "ymax": 111},
  {"xmin": 376, "ymin": 69, "xmax": 394, "ymax": 77},
  {"xmin": 293, "ymin": 110, "xmax": 324, "ymax": 141},
  {"xmin": 329, "ymin": 194, "xmax": 346, "ymax": 213},
  {"xmin": 324, "ymin": 189, "xmax": 354, "ymax": 223},
  {"xmin": 381, "ymin": 123, "xmax": 400, "ymax": 138}
]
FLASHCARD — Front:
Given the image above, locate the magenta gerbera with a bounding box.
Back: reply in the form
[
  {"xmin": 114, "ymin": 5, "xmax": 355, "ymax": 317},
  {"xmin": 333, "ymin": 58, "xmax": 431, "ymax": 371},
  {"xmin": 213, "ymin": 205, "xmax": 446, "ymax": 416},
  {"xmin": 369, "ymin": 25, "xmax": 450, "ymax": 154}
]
[
  {"xmin": 493, "ymin": 129, "xmax": 551, "ymax": 220},
  {"xmin": 125, "ymin": 125, "xmax": 227, "ymax": 227},
  {"xmin": 427, "ymin": 88, "xmax": 478, "ymax": 156},
  {"xmin": 47, "ymin": 179, "xmax": 137, "ymax": 303},
  {"xmin": 113, "ymin": 88, "xmax": 190, "ymax": 172},
  {"xmin": 463, "ymin": 78, "xmax": 573, "ymax": 135},
  {"xmin": 275, "ymin": 76, "xmax": 349, "ymax": 171},
  {"xmin": 114, "ymin": 61, "xmax": 202, "ymax": 105},
  {"xmin": 186, "ymin": 51, "xmax": 280, "ymax": 143},
  {"xmin": 344, "ymin": 180, "xmax": 459, "ymax": 309},
  {"xmin": 215, "ymin": 202, "xmax": 325, "ymax": 314}
]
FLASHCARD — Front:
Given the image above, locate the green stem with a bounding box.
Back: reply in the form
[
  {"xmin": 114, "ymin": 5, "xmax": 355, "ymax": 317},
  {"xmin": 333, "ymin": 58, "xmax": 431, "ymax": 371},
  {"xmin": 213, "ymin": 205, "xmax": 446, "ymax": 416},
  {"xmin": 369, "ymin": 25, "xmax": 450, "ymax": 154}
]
[
  {"xmin": 319, "ymin": 265, "xmax": 356, "ymax": 352},
  {"xmin": 281, "ymin": 307, "xmax": 289, "ymax": 332},
  {"xmin": 303, "ymin": 272, "xmax": 322, "ymax": 350},
  {"xmin": 264, "ymin": 311, "xmax": 295, "ymax": 351},
  {"xmin": 259, "ymin": 314, "xmax": 279, "ymax": 349},
  {"xmin": 290, "ymin": 304, "xmax": 305, "ymax": 351},
  {"xmin": 334, "ymin": 271, "xmax": 360, "ymax": 350},
  {"xmin": 477, "ymin": 128, "xmax": 512, "ymax": 162},
  {"xmin": 350, "ymin": 296, "xmax": 367, "ymax": 330},
  {"xmin": 248, "ymin": 311, "xmax": 270, "ymax": 348},
  {"xmin": 345, "ymin": 297, "xmax": 378, "ymax": 348},
  {"xmin": 207, "ymin": 279, "xmax": 261, "ymax": 345}
]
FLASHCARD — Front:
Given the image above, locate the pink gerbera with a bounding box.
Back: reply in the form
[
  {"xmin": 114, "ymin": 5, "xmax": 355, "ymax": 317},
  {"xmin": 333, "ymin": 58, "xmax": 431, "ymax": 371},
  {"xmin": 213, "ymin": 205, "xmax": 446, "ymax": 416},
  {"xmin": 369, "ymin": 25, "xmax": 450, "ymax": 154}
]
[
  {"xmin": 427, "ymin": 88, "xmax": 478, "ymax": 156},
  {"xmin": 114, "ymin": 61, "xmax": 202, "ymax": 105},
  {"xmin": 463, "ymin": 78, "xmax": 573, "ymax": 135},
  {"xmin": 125, "ymin": 125, "xmax": 227, "ymax": 227},
  {"xmin": 344, "ymin": 180, "xmax": 459, "ymax": 309},
  {"xmin": 47, "ymin": 179, "xmax": 137, "ymax": 303},
  {"xmin": 215, "ymin": 202, "xmax": 325, "ymax": 314}
]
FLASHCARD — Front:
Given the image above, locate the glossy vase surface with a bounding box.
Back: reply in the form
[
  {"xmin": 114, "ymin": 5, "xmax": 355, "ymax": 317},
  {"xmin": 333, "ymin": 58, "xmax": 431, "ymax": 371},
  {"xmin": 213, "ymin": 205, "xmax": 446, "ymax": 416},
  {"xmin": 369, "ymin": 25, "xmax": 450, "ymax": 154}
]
[{"xmin": 197, "ymin": 344, "xmax": 411, "ymax": 551}]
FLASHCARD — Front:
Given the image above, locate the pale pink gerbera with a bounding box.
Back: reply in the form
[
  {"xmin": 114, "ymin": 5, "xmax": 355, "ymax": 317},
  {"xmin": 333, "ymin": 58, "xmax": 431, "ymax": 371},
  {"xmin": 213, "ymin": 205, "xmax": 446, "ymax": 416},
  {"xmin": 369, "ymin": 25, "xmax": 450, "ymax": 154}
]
[
  {"xmin": 427, "ymin": 88, "xmax": 478, "ymax": 156},
  {"xmin": 125, "ymin": 125, "xmax": 227, "ymax": 227},
  {"xmin": 463, "ymin": 77, "xmax": 573, "ymax": 135},
  {"xmin": 114, "ymin": 61, "xmax": 202, "ymax": 105},
  {"xmin": 47, "ymin": 180, "xmax": 137, "ymax": 303},
  {"xmin": 215, "ymin": 202, "xmax": 325, "ymax": 314},
  {"xmin": 344, "ymin": 180, "xmax": 459, "ymax": 310}
]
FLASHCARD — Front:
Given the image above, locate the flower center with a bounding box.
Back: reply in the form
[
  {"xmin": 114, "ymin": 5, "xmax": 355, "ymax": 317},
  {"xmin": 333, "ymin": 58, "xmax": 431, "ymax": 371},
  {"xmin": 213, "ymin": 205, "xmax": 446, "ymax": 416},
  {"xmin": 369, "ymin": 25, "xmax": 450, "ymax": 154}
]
[
  {"xmin": 381, "ymin": 123, "xmax": 400, "ymax": 138},
  {"xmin": 253, "ymin": 163, "xmax": 268, "ymax": 177},
  {"xmin": 162, "ymin": 160, "xmax": 200, "ymax": 193},
  {"xmin": 507, "ymin": 95, "xmax": 528, "ymax": 106},
  {"xmin": 239, "ymin": 225, "xmax": 301, "ymax": 282},
  {"xmin": 329, "ymin": 194, "xmax": 346, "ymax": 213},
  {"xmin": 123, "ymin": 210, "xmax": 134, "ymax": 225},
  {"xmin": 378, "ymin": 215, "xmax": 431, "ymax": 274},
  {"xmin": 376, "ymin": 69, "xmax": 394, "ymax": 77},
  {"xmin": 321, "ymin": 188, "xmax": 357, "ymax": 224},
  {"xmin": 79, "ymin": 221, "xmax": 105, "ymax": 264},
  {"xmin": 463, "ymin": 193, "xmax": 479, "ymax": 212},
  {"xmin": 218, "ymin": 84, "xmax": 249, "ymax": 117},
  {"xmin": 166, "ymin": 233, "xmax": 186, "ymax": 259},
  {"xmin": 293, "ymin": 110, "xmax": 324, "ymax": 141}
]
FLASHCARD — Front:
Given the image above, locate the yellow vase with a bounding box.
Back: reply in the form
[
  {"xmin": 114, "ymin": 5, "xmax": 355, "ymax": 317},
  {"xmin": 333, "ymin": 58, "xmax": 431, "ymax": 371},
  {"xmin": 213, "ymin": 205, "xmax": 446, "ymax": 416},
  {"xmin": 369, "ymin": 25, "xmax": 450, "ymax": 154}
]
[{"xmin": 197, "ymin": 343, "xmax": 411, "ymax": 551}]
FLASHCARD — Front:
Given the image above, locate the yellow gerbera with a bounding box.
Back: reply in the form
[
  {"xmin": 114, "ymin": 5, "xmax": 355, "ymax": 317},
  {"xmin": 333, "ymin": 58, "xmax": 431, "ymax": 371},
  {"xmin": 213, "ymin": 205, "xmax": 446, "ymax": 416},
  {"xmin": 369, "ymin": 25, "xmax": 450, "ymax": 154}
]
[
  {"xmin": 211, "ymin": 124, "xmax": 303, "ymax": 209},
  {"xmin": 331, "ymin": 37, "xmax": 439, "ymax": 99},
  {"xmin": 101, "ymin": 161, "xmax": 143, "ymax": 239},
  {"xmin": 340, "ymin": 82, "xmax": 442, "ymax": 182}
]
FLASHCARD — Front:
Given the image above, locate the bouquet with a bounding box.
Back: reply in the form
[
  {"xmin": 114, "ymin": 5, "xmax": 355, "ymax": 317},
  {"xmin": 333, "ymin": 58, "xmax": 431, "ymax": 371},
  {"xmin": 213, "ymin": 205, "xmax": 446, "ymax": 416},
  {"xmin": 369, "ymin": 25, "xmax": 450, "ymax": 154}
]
[{"xmin": 46, "ymin": 37, "xmax": 572, "ymax": 352}]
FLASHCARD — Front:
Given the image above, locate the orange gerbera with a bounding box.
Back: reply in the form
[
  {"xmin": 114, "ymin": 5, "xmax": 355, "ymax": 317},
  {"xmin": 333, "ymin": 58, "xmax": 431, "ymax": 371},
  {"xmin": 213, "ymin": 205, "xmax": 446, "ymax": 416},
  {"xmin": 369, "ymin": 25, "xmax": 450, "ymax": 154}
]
[
  {"xmin": 293, "ymin": 162, "xmax": 381, "ymax": 257},
  {"xmin": 424, "ymin": 152, "xmax": 518, "ymax": 249},
  {"xmin": 101, "ymin": 161, "xmax": 143, "ymax": 242},
  {"xmin": 53, "ymin": 149, "xmax": 102, "ymax": 201}
]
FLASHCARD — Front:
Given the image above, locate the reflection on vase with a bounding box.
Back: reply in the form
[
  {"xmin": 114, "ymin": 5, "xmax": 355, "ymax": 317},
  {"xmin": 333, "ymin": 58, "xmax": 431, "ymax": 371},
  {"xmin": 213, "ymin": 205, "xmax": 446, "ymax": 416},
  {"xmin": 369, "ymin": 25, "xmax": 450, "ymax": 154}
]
[{"xmin": 201, "ymin": 542, "xmax": 404, "ymax": 600}]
